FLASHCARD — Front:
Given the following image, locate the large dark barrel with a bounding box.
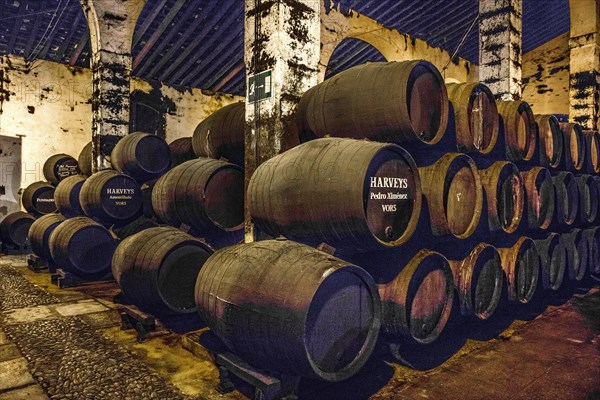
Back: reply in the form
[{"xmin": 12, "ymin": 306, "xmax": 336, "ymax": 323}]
[
  {"xmin": 297, "ymin": 61, "xmax": 448, "ymax": 145},
  {"xmin": 496, "ymin": 100, "xmax": 537, "ymax": 161},
  {"xmin": 195, "ymin": 240, "xmax": 381, "ymax": 382},
  {"xmin": 584, "ymin": 130, "xmax": 600, "ymax": 173},
  {"xmin": 192, "ymin": 102, "xmax": 245, "ymax": 166},
  {"xmin": 169, "ymin": 137, "xmax": 197, "ymax": 167},
  {"xmin": 584, "ymin": 227, "xmax": 600, "ymax": 275},
  {"xmin": 520, "ymin": 167, "xmax": 554, "ymax": 229},
  {"xmin": 78, "ymin": 141, "xmax": 94, "ymax": 177},
  {"xmin": 559, "ymin": 122, "xmax": 586, "ymax": 171},
  {"xmin": 379, "ymin": 249, "xmax": 454, "ymax": 344},
  {"xmin": 576, "ymin": 174, "xmax": 599, "ymax": 225},
  {"xmin": 113, "ymin": 227, "xmax": 213, "ymax": 315},
  {"xmin": 48, "ymin": 216, "xmax": 116, "ymax": 280},
  {"xmin": 111, "ymin": 132, "xmax": 172, "ymax": 182},
  {"xmin": 445, "ymin": 82, "xmax": 499, "ymax": 154},
  {"xmin": 497, "ymin": 236, "xmax": 540, "ymax": 303},
  {"xmin": 28, "ymin": 213, "xmax": 66, "ymax": 261},
  {"xmin": 535, "ymin": 115, "xmax": 563, "ymax": 168},
  {"xmin": 79, "ymin": 170, "xmax": 142, "ymax": 225},
  {"xmin": 110, "ymin": 216, "xmax": 159, "ymax": 241},
  {"xmin": 43, "ymin": 153, "xmax": 80, "ymax": 184},
  {"xmin": 534, "ymin": 232, "xmax": 566, "ymax": 291},
  {"xmin": 448, "ymin": 243, "xmax": 503, "ymax": 320},
  {"xmin": 0, "ymin": 211, "xmax": 35, "ymax": 246},
  {"xmin": 418, "ymin": 153, "xmax": 482, "ymax": 238},
  {"xmin": 152, "ymin": 158, "xmax": 244, "ymax": 232},
  {"xmin": 248, "ymin": 138, "xmax": 422, "ymax": 251},
  {"xmin": 21, "ymin": 181, "xmax": 57, "ymax": 217},
  {"xmin": 479, "ymin": 161, "xmax": 523, "ymax": 233},
  {"xmin": 551, "ymin": 171, "xmax": 579, "ymax": 226},
  {"xmin": 562, "ymin": 228, "xmax": 589, "ymax": 281},
  {"xmin": 54, "ymin": 175, "xmax": 86, "ymax": 218}
]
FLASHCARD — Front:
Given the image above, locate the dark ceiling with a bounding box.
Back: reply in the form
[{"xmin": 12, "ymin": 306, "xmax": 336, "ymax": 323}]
[{"xmin": 0, "ymin": 0, "xmax": 570, "ymax": 96}]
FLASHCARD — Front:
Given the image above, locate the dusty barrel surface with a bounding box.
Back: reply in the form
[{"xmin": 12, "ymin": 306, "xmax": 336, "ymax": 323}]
[
  {"xmin": 54, "ymin": 175, "xmax": 86, "ymax": 218},
  {"xmin": 418, "ymin": 153, "xmax": 482, "ymax": 238},
  {"xmin": 497, "ymin": 100, "xmax": 537, "ymax": 161},
  {"xmin": 110, "ymin": 216, "xmax": 159, "ymax": 241},
  {"xmin": 479, "ymin": 161, "xmax": 524, "ymax": 233},
  {"xmin": 77, "ymin": 141, "xmax": 94, "ymax": 177},
  {"xmin": 576, "ymin": 174, "xmax": 599, "ymax": 225},
  {"xmin": 169, "ymin": 137, "xmax": 196, "ymax": 167},
  {"xmin": 113, "ymin": 226, "xmax": 213, "ymax": 315},
  {"xmin": 535, "ymin": 115, "xmax": 563, "ymax": 168},
  {"xmin": 297, "ymin": 61, "xmax": 448, "ymax": 145},
  {"xmin": 111, "ymin": 132, "xmax": 172, "ymax": 182},
  {"xmin": 249, "ymin": 138, "xmax": 422, "ymax": 251},
  {"xmin": 21, "ymin": 181, "xmax": 57, "ymax": 217},
  {"xmin": 448, "ymin": 243, "xmax": 503, "ymax": 320},
  {"xmin": 520, "ymin": 167, "xmax": 554, "ymax": 229},
  {"xmin": 562, "ymin": 228, "xmax": 589, "ymax": 281},
  {"xmin": 195, "ymin": 240, "xmax": 381, "ymax": 381},
  {"xmin": 48, "ymin": 216, "xmax": 116, "ymax": 279},
  {"xmin": 534, "ymin": 232, "xmax": 566, "ymax": 291},
  {"xmin": 551, "ymin": 172, "xmax": 579, "ymax": 226},
  {"xmin": 43, "ymin": 153, "xmax": 80, "ymax": 183},
  {"xmin": 0, "ymin": 211, "xmax": 35, "ymax": 246},
  {"xmin": 379, "ymin": 249, "xmax": 454, "ymax": 344},
  {"xmin": 446, "ymin": 82, "xmax": 498, "ymax": 153},
  {"xmin": 584, "ymin": 130, "xmax": 600, "ymax": 173},
  {"xmin": 79, "ymin": 170, "xmax": 142, "ymax": 225},
  {"xmin": 192, "ymin": 102, "xmax": 245, "ymax": 166},
  {"xmin": 152, "ymin": 158, "xmax": 244, "ymax": 232},
  {"xmin": 497, "ymin": 236, "xmax": 540, "ymax": 303},
  {"xmin": 28, "ymin": 213, "xmax": 66, "ymax": 261},
  {"xmin": 560, "ymin": 122, "xmax": 586, "ymax": 171}
]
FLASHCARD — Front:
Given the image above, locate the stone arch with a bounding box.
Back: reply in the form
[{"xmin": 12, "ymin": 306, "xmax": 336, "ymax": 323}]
[{"xmin": 325, "ymin": 37, "xmax": 386, "ymax": 79}]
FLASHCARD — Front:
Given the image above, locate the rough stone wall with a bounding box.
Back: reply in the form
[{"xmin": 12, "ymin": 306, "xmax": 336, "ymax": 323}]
[
  {"xmin": 0, "ymin": 55, "xmax": 241, "ymax": 191},
  {"xmin": 522, "ymin": 33, "xmax": 570, "ymax": 115}
]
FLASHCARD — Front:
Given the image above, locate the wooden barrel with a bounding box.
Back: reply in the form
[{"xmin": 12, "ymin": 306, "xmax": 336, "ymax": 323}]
[
  {"xmin": 111, "ymin": 132, "xmax": 172, "ymax": 182},
  {"xmin": 48, "ymin": 216, "xmax": 116, "ymax": 280},
  {"xmin": 562, "ymin": 228, "xmax": 589, "ymax": 281},
  {"xmin": 535, "ymin": 115, "xmax": 563, "ymax": 168},
  {"xmin": 110, "ymin": 216, "xmax": 159, "ymax": 241},
  {"xmin": 169, "ymin": 137, "xmax": 196, "ymax": 167},
  {"xmin": 152, "ymin": 158, "xmax": 244, "ymax": 232},
  {"xmin": 43, "ymin": 153, "xmax": 80, "ymax": 183},
  {"xmin": 140, "ymin": 179, "xmax": 158, "ymax": 220},
  {"xmin": 28, "ymin": 213, "xmax": 66, "ymax": 261},
  {"xmin": 551, "ymin": 172, "xmax": 579, "ymax": 226},
  {"xmin": 113, "ymin": 226, "xmax": 213, "ymax": 315},
  {"xmin": 418, "ymin": 153, "xmax": 482, "ymax": 238},
  {"xmin": 496, "ymin": 100, "xmax": 537, "ymax": 161},
  {"xmin": 248, "ymin": 138, "xmax": 422, "ymax": 251},
  {"xmin": 448, "ymin": 243, "xmax": 503, "ymax": 320},
  {"xmin": 79, "ymin": 170, "xmax": 143, "ymax": 225},
  {"xmin": 54, "ymin": 175, "xmax": 86, "ymax": 218},
  {"xmin": 0, "ymin": 211, "xmax": 35, "ymax": 246},
  {"xmin": 78, "ymin": 141, "xmax": 93, "ymax": 177},
  {"xmin": 497, "ymin": 236, "xmax": 540, "ymax": 303},
  {"xmin": 479, "ymin": 161, "xmax": 523, "ymax": 233},
  {"xmin": 21, "ymin": 181, "xmax": 57, "ymax": 217},
  {"xmin": 534, "ymin": 232, "xmax": 566, "ymax": 291},
  {"xmin": 584, "ymin": 130, "xmax": 600, "ymax": 173},
  {"xmin": 520, "ymin": 167, "xmax": 554, "ymax": 229},
  {"xmin": 379, "ymin": 249, "xmax": 454, "ymax": 344},
  {"xmin": 297, "ymin": 61, "xmax": 448, "ymax": 145},
  {"xmin": 584, "ymin": 227, "xmax": 600, "ymax": 275},
  {"xmin": 445, "ymin": 82, "xmax": 499, "ymax": 153},
  {"xmin": 195, "ymin": 239, "xmax": 381, "ymax": 381},
  {"xmin": 576, "ymin": 174, "xmax": 599, "ymax": 225},
  {"xmin": 559, "ymin": 122, "xmax": 586, "ymax": 171},
  {"xmin": 192, "ymin": 102, "xmax": 245, "ymax": 166}
]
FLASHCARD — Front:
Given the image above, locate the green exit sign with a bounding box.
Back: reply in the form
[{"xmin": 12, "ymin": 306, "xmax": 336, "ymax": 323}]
[{"xmin": 248, "ymin": 70, "xmax": 272, "ymax": 103}]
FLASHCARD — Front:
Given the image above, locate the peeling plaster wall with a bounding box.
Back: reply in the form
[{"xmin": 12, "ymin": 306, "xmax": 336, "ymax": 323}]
[
  {"xmin": 522, "ymin": 32, "xmax": 570, "ymax": 115},
  {"xmin": 0, "ymin": 55, "xmax": 241, "ymax": 191}
]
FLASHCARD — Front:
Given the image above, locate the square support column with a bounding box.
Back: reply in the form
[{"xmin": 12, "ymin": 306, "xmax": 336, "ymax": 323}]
[{"xmin": 244, "ymin": 0, "xmax": 320, "ymax": 242}]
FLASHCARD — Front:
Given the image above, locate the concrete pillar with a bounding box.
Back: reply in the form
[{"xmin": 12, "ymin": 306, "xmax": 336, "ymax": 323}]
[
  {"xmin": 479, "ymin": 0, "xmax": 523, "ymax": 100},
  {"xmin": 244, "ymin": 0, "xmax": 320, "ymax": 242},
  {"xmin": 80, "ymin": 0, "xmax": 145, "ymax": 171},
  {"xmin": 569, "ymin": 0, "xmax": 600, "ymax": 130}
]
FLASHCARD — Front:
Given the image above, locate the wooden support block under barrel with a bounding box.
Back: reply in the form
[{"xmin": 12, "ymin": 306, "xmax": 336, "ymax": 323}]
[{"xmin": 27, "ymin": 254, "xmax": 48, "ymax": 272}]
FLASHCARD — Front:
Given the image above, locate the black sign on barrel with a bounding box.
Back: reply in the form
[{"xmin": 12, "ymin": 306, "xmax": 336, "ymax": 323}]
[
  {"xmin": 43, "ymin": 153, "xmax": 80, "ymax": 184},
  {"xmin": 21, "ymin": 181, "xmax": 57, "ymax": 217}
]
